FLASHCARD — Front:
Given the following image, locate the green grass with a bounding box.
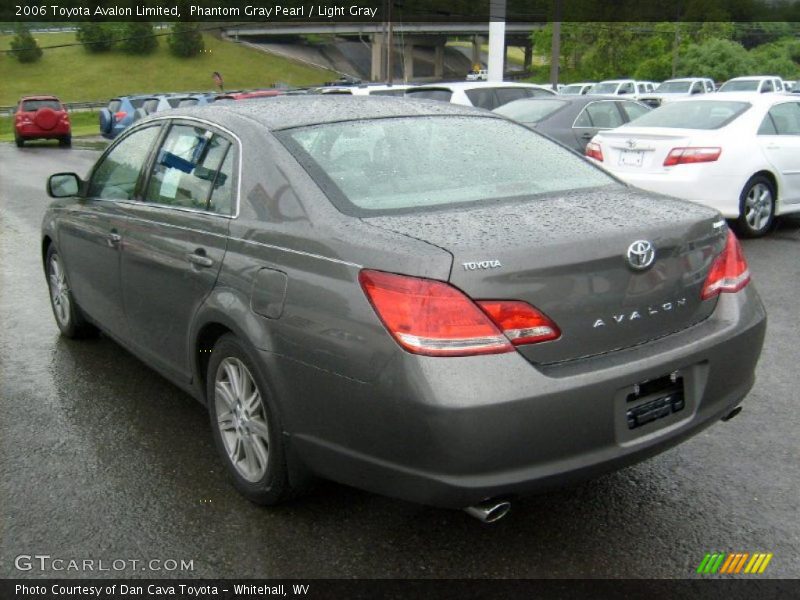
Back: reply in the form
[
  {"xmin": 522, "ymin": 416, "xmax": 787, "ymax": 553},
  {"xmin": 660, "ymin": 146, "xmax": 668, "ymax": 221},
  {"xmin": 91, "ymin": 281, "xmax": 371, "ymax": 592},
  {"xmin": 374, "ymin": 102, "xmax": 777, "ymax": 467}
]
[
  {"xmin": 0, "ymin": 32, "xmax": 337, "ymax": 106},
  {"xmin": 0, "ymin": 110, "xmax": 100, "ymax": 142}
]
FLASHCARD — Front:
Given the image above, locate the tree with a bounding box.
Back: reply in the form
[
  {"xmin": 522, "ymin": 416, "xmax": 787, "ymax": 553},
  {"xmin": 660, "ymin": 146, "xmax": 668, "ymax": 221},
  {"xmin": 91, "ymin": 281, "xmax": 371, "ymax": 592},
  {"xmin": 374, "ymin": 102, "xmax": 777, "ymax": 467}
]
[
  {"xmin": 117, "ymin": 23, "xmax": 158, "ymax": 55},
  {"xmin": 677, "ymin": 38, "xmax": 755, "ymax": 82},
  {"xmin": 168, "ymin": 22, "xmax": 204, "ymax": 58},
  {"xmin": 9, "ymin": 24, "xmax": 42, "ymax": 63},
  {"xmin": 76, "ymin": 23, "xmax": 114, "ymax": 53}
]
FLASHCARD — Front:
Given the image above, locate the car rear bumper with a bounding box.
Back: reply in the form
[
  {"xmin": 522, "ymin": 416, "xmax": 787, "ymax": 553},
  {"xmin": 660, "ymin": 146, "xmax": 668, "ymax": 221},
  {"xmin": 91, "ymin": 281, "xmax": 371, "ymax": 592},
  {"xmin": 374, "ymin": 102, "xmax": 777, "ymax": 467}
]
[
  {"xmin": 280, "ymin": 286, "xmax": 766, "ymax": 508},
  {"xmin": 16, "ymin": 123, "xmax": 71, "ymax": 139}
]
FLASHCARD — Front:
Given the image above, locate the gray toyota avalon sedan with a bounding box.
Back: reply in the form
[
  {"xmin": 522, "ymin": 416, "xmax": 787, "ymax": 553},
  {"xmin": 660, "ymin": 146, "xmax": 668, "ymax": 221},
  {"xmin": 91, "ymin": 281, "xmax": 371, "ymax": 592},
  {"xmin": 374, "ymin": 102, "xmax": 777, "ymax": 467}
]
[{"xmin": 41, "ymin": 97, "xmax": 766, "ymax": 522}]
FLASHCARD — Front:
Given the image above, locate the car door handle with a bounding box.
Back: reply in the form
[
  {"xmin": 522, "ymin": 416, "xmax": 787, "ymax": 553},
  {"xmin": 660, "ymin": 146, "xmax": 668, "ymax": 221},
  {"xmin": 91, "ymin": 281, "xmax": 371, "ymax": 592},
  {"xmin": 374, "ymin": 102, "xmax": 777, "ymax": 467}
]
[
  {"xmin": 187, "ymin": 251, "xmax": 213, "ymax": 268},
  {"xmin": 766, "ymin": 144, "xmax": 781, "ymax": 150},
  {"xmin": 581, "ymin": 132, "xmax": 594, "ymax": 139},
  {"xmin": 106, "ymin": 232, "xmax": 122, "ymax": 247}
]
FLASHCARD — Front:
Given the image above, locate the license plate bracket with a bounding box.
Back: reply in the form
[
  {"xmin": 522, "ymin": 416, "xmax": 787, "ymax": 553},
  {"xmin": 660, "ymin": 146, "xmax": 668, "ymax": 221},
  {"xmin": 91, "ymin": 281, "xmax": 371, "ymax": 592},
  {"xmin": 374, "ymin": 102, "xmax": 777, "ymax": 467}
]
[{"xmin": 625, "ymin": 373, "xmax": 685, "ymax": 430}]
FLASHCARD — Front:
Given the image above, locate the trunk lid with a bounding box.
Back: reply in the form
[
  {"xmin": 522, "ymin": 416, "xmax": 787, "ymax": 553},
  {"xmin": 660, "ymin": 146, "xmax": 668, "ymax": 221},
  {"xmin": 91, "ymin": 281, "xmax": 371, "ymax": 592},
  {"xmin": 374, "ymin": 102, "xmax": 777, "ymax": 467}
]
[
  {"xmin": 364, "ymin": 186, "xmax": 724, "ymax": 365},
  {"xmin": 597, "ymin": 127, "xmax": 700, "ymax": 175}
]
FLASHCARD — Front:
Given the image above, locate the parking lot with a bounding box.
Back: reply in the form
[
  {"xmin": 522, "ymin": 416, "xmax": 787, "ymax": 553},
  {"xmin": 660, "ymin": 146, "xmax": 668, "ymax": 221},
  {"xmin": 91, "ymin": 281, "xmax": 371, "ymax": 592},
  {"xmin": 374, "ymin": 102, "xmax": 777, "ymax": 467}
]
[{"xmin": 0, "ymin": 141, "xmax": 798, "ymax": 579}]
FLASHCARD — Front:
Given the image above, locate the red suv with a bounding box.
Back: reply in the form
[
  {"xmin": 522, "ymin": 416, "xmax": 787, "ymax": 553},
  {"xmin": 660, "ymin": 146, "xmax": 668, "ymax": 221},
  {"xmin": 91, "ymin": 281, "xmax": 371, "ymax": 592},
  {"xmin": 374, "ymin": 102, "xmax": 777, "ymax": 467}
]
[{"xmin": 14, "ymin": 96, "xmax": 72, "ymax": 147}]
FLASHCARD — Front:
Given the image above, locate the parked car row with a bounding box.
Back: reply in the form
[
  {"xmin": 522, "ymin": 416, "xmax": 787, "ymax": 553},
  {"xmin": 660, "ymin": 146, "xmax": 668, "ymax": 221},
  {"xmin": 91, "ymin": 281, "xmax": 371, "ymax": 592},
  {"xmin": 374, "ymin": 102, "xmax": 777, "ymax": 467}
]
[{"xmin": 585, "ymin": 93, "xmax": 800, "ymax": 237}]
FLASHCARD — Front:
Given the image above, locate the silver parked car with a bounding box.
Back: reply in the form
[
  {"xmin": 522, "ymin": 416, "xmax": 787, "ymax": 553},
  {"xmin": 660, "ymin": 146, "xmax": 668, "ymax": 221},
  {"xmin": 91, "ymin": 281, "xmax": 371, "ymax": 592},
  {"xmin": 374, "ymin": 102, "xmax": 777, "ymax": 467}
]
[{"xmin": 42, "ymin": 97, "xmax": 766, "ymax": 521}]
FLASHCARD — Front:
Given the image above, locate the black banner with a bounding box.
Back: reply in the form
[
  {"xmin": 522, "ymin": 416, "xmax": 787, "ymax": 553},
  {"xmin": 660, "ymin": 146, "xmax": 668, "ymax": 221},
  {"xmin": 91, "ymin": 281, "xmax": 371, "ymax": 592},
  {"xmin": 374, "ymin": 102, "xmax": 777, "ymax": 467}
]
[
  {"xmin": 1, "ymin": 579, "xmax": 798, "ymax": 600},
  {"xmin": 2, "ymin": 0, "xmax": 800, "ymax": 23}
]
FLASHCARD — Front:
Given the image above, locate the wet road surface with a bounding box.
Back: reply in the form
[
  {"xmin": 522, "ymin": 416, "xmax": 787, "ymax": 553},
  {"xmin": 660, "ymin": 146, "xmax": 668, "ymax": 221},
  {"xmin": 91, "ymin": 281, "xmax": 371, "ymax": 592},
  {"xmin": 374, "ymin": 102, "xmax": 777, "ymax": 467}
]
[{"xmin": 1, "ymin": 142, "xmax": 798, "ymax": 578}]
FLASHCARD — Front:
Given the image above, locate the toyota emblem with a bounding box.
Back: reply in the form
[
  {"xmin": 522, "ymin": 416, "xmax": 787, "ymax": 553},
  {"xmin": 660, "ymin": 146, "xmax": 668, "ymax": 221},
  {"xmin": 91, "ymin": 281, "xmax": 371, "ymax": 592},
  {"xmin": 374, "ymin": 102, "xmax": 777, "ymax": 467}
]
[
  {"xmin": 626, "ymin": 139, "xmax": 637, "ymax": 149},
  {"xmin": 626, "ymin": 240, "xmax": 656, "ymax": 270}
]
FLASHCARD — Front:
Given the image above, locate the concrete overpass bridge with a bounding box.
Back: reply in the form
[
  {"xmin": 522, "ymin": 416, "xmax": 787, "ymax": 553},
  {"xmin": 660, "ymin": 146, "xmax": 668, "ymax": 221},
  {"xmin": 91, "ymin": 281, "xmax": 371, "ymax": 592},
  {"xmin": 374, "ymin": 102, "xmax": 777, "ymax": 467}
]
[{"xmin": 224, "ymin": 22, "xmax": 543, "ymax": 81}]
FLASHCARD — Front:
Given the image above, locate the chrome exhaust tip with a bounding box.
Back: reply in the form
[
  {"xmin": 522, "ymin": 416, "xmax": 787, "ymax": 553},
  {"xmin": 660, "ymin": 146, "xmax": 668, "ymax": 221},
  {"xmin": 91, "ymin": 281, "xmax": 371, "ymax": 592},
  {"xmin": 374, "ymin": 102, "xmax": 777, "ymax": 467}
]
[
  {"xmin": 722, "ymin": 406, "xmax": 743, "ymax": 422},
  {"xmin": 464, "ymin": 499, "xmax": 511, "ymax": 523}
]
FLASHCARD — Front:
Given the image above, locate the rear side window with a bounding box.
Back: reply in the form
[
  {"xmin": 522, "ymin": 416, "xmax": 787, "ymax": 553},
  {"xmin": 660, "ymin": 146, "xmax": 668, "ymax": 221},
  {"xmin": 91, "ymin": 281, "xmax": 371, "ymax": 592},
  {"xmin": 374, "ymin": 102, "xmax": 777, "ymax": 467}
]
[
  {"xmin": 21, "ymin": 99, "xmax": 61, "ymax": 111},
  {"xmin": 88, "ymin": 126, "xmax": 161, "ymax": 200},
  {"xmin": 624, "ymin": 100, "xmax": 750, "ymax": 129},
  {"xmin": 280, "ymin": 116, "xmax": 614, "ymax": 216},
  {"xmin": 494, "ymin": 88, "xmax": 530, "ymax": 106},
  {"xmin": 618, "ymin": 83, "xmax": 634, "ymax": 95},
  {"xmin": 178, "ymin": 98, "xmax": 199, "ymax": 107},
  {"xmin": 759, "ymin": 103, "xmax": 800, "ymax": 135},
  {"xmin": 144, "ymin": 124, "xmax": 234, "ymax": 214},
  {"xmin": 142, "ymin": 99, "xmax": 159, "ymax": 114},
  {"xmin": 465, "ymin": 88, "xmax": 498, "ymax": 109},
  {"xmin": 405, "ymin": 89, "xmax": 453, "ymax": 102},
  {"xmin": 131, "ymin": 98, "xmax": 147, "ymax": 109},
  {"xmin": 575, "ymin": 102, "xmax": 624, "ymax": 128},
  {"xmin": 370, "ymin": 89, "xmax": 406, "ymax": 96},
  {"xmin": 108, "ymin": 99, "xmax": 122, "ymax": 113},
  {"xmin": 619, "ymin": 101, "xmax": 649, "ymax": 121}
]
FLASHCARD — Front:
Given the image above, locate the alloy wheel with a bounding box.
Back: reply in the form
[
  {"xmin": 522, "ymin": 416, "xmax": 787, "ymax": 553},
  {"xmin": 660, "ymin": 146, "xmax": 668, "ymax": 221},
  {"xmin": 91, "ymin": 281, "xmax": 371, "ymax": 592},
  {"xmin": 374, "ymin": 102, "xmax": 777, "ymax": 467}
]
[
  {"xmin": 48, "ymin": 254, "xmax": 71, "ymax": 327},
  {"xmin": 214, "ymin": 357, "xmax": 271, "ymax": 482},
  {"xmin": 744, "ymin": 182, "xmax": 773, "ymax": 233}
]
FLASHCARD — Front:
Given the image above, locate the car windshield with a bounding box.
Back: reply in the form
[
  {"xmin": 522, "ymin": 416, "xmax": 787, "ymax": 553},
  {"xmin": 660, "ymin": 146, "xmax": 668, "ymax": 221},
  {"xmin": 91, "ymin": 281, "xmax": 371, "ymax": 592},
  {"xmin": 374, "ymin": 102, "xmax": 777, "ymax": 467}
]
[
  {"xmin": 493, "ymin": 99, "xmax": 568, "ymax": 123},
  {"xmin": 589, "ymin": 83, "xmax": 620, "ymax": 94},
  {"xmin": 622, "ymin": 100, "xmax": 750, "ymax": 129},
  {"xmin": 279, "ymin": 116, "xmax": 614, "ymax": 216},
  {"xmin": 560, "ymin": 85, "xmax": 586, "ymax": 95},
  {"xmin": 22, "ymin": 99, "xmax": 61, "ymax": 111},
  {"xmin": 719, "ymin": 80, "xmax": 760, "ymax": 92},
  {"xmin": 655, "ymin": 81, "xmax": 692, "ymax": 93}
]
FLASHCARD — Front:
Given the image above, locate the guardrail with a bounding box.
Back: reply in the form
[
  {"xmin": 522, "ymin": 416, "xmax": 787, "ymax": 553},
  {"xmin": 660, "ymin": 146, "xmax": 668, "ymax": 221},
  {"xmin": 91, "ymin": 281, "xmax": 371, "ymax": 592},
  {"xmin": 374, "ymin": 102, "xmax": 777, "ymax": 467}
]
[{"xmin": 0, "ymin": 101, "xmax": 106, "ymax": 116}]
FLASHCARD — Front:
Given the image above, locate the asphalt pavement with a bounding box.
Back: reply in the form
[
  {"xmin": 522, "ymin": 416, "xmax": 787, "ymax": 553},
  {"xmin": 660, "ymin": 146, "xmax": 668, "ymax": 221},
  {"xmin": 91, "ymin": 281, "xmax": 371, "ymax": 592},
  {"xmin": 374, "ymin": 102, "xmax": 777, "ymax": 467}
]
[{"xmin": 1, "ymin": 141, "xmax": 798, "ymax": 579}]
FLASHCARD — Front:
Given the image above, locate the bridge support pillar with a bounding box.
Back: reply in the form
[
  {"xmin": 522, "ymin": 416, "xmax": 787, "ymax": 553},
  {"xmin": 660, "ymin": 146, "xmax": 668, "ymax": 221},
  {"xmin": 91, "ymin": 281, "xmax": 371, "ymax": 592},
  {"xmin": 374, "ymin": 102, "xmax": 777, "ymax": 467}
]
[
  {"xmin": 434, "ymin": 43, "xmax": 444, "ymax": 79},
  {"xmin": 523, "ymin": 43, "xmax": 532, "ymax": 70},
  {"xmin": 371, "ymin": 33, "xmax": 386, "ymax": 81},
  {"xmin": 403, "ymin": 42, "xmax": 415, "ymax": 81},
  {"xmin": 471, "ymin": 35, "xmax": 484, "ymax": 67}
]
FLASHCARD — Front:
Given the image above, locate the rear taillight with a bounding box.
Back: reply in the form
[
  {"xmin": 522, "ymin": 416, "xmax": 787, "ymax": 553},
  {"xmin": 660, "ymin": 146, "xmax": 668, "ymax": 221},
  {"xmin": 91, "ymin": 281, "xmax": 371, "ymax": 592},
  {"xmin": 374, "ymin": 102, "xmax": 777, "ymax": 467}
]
[
  {"xmin": 663, "ymin": 147, "xmax": 721, "ymax": 167},
  {"xmin": 359, "ymin": 270, "xmax": 512, "ymax": 356},
  {"xmin": 585, "ymin": 141, "xmax": 603, "ymax": 162},
  {"xmin": 114, "ymin": 111, "xmax": 127, "ymax": 121},
  {"xmin": 477, "ymin": 301, "xmax": 561, "ymax": 345},
  {"xmin": 359, "ymin": 270, "xmax": 562, "ymax": 356},
  {"xmin": 701, "ymin": 230, "xmax": 750, "ymax": 300}
]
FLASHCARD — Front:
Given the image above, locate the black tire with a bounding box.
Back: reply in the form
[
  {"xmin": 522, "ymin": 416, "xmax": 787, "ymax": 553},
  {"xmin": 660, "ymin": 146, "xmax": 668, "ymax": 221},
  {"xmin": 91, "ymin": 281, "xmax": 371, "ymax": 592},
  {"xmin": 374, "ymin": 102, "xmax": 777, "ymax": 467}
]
[
  {"xmin": 44, "ymin": 245, "xmax": 96, "ymax": 338},
  {"xmin": 59, "ymin": 135, "xmax": 72, "ymax": 147},
  {"xmin": 206, "ymin": 333, "xmax": 295, "ymax": 505},
  {"xmin": 15, "ymin": 135, "xmax": 23, "ymax": 148},
  {"xmin": 735, "ymin": 175, "xmax": 776, "ymax": 238}
]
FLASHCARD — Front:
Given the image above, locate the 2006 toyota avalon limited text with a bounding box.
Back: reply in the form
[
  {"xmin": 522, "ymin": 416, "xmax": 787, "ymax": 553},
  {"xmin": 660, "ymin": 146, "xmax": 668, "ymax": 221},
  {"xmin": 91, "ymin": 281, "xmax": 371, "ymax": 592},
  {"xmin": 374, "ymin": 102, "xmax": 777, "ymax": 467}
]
[{"xmin": 41, "ymin": 97, "xmax": 766, "ymax": 522}]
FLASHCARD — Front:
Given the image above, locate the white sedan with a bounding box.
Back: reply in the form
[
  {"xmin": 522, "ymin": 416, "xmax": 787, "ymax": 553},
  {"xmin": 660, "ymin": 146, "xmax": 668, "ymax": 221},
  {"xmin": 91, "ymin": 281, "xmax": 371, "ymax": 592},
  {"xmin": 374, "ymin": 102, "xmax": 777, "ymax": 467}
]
[{"xmin": 586, "ymin": 93, "xmax": 800, "ymax": 237}]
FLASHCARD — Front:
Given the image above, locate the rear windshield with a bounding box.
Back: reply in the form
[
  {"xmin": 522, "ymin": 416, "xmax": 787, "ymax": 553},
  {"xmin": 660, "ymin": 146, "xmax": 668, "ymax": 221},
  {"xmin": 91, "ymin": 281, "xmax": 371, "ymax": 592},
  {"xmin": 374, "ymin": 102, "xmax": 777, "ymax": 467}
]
[
  {"xmin": 405, "ymin": 89, "xmax": 453, "ymax": 102},
  {"xmin": 279, "ymin": 116, "xmax": 614, "ymax": 216},
  {"xmin": 589, "ymin": 83, "xmax": 619, "ymax": 94},
  {"xmin": 719, "ymin": 80, "xmax": 760, "ymax": 92},
  {"xmin": 560, "ymin": 84, "xmax": 586, "ymax": 95},
  {"xmin": 494, "ymin": 99, "xmax": 568, "ymax": 123},
  {"xmin": 622, "ymin": 100, "xmax": 750, "ymax": 130},
  {"xmin": 655, "ymin": 81, "xmax": 692, "ymax": 93},
  {"xmin": 108, "ymin": 99, "xmax": 122, "ymax": 113},
  {"xmin": 21, "ymin": 99, "xmax": 61, "ymax": 111}
]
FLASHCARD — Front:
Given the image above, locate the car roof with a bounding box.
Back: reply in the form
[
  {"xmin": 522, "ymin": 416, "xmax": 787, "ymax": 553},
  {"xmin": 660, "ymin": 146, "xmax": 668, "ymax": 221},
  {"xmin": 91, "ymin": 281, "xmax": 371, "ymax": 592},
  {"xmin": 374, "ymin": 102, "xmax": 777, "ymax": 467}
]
[
  {"xmin": 725, "ymin": 76, "xmax": 782, "ymax": 82},
  {"xmin": 410, "ymin": 81, "xmax": 552, "ymax": 91},
  {"xmin": 149, "ymin": 96, "xmax": 494, "ymax": 131},
  {"xmin": 19, "ymin": 95, "xmax": 61, "ymax": 101},
  {"xmin": 670, "ymin": 92, "xmax": 785, "ymax": 105}
]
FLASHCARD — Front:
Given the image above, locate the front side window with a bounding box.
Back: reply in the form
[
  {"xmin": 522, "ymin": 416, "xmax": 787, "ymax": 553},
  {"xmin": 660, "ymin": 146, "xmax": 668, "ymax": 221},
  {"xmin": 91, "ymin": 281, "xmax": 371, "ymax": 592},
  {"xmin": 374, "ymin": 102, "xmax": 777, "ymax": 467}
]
[
  {"xmin": 144, "ymin": 124, "xmax": 234, "ymax": 214},
  {"xmin": 494, "ymin": 99, "xmax": 567, "ymax": 123},
  {"xmin": 280, "ymin": 116, "xmax": 614, "ymax": 216},
  {"xmin": 618, "ymin": 83, "xmax": 634, "ymax": 95},
  {"xmin": 88, "ymin": 125, "xmax": 161, "ymax": 200}
]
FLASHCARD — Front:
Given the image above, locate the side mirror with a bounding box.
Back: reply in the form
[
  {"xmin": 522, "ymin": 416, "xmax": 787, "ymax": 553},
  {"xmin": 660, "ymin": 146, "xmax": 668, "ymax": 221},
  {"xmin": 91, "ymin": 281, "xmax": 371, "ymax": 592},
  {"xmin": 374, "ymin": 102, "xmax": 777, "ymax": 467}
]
[{"xmin": 47, "ymin": 172, "xmax": 81, "ymax": 198}]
